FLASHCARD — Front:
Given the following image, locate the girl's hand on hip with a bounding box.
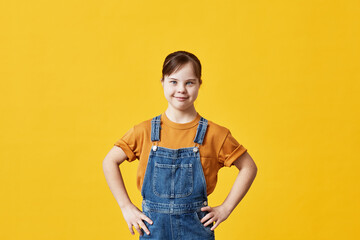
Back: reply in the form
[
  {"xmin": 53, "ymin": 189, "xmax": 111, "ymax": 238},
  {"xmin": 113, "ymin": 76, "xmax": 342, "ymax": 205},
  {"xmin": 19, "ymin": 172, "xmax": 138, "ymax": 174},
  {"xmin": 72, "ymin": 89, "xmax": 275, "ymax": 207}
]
[
  {"xmin": 200, "ymin": 205, "xmax": 231, "ymax": 231},
  {"xmin": 120, "ymin": 203, "xmax": 153, "ymax": 236}
]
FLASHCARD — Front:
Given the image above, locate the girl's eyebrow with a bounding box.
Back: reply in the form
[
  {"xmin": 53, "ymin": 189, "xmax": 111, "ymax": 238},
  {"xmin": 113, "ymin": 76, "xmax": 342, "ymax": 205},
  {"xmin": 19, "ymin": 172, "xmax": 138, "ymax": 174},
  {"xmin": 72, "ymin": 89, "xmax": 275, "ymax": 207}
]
[{"xmin": 169, "ymin": 77, "xmax": 197, "ymax": 81}]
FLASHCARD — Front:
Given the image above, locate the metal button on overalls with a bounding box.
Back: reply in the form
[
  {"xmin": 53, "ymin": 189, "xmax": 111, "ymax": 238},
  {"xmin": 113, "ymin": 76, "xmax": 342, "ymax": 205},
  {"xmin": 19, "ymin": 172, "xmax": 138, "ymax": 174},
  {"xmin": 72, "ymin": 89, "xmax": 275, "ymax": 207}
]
[{"xmin": 140, "ymin": 114, "xmax": 215, "ymax": 240}]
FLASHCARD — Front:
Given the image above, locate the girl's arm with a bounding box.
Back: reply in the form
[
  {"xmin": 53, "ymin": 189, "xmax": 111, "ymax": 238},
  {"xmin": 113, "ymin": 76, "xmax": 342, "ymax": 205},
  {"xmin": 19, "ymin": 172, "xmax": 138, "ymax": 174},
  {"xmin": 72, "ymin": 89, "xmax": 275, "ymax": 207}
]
[
  {"xmin": 102, "ymin": 146, "xmax": 153, "ymax": 236},
  {"xmin": 200, "ymin": 151, "xmax": 258, "ymax": 231}
]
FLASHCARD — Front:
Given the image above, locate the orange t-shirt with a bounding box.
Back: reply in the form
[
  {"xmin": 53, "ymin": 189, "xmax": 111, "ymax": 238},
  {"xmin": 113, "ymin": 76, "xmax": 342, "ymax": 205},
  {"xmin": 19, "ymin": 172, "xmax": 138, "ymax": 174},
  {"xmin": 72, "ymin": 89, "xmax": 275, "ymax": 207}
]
[{"xmin": 114, "ymin": 112, "xmax": 247, "ymax": 196}]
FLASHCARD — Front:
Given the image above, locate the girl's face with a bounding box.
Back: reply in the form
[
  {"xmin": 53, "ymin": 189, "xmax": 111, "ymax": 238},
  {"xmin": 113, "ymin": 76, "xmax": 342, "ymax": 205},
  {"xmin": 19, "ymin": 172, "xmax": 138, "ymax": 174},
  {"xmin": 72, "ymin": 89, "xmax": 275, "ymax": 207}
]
[{"xmin": 161, "ymin": 62, "xmax": 200, "ymax": 112}]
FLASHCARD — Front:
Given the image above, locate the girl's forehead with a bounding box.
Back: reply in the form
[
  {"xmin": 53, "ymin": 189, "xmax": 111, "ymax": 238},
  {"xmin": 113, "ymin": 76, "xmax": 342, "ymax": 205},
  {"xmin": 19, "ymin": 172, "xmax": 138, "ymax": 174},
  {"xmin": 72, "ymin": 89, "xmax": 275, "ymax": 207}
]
[
  {"xmin": 166, "ymin": 76, "xmax": 198, "ymax": 81},
  {"xmin": 166, "ymin": 72, "xmax": 197, "ymax": 81},
  {"xmin": 168, "ymin": 63, "xmax": 196, "ymax": 77}
]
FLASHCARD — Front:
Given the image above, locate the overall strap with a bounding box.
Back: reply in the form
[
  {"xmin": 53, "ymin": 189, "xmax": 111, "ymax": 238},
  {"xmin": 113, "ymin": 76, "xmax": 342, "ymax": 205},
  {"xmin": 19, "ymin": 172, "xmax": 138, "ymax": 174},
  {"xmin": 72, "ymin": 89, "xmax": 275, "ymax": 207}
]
[
  {"xmin": 193, "ymin": 117, "xmax": 208, "ymax": 145},
  {"xmin": 150, "ymin": 114, "xmax": 162, "ymax": 142}
]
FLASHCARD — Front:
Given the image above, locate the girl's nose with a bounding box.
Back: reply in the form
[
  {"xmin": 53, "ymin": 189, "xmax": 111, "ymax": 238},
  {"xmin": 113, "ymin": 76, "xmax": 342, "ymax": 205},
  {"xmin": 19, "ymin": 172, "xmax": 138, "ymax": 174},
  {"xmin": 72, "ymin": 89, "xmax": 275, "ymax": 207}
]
[{"xmin": 177, "ymin": 84, "xmax": 186, "ymax": 92}]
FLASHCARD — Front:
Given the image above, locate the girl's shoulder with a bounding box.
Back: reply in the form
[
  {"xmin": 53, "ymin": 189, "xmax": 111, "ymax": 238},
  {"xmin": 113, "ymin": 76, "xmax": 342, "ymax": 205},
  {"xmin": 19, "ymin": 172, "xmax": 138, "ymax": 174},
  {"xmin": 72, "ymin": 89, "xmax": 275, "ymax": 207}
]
[
  {"xmin": 206, "ymin": 118, "xmax": 230, "ymax": 132},
  {"xmin": 130, "ymin": 113, "xmax": 165, "ymax": 135},
  {"xmin": 204, "ymin": 118, "xmax": 232, "ymax": 140},
  {"xmin": 131, "ymin": 116, "xmax": 154, "ymax": 131}
]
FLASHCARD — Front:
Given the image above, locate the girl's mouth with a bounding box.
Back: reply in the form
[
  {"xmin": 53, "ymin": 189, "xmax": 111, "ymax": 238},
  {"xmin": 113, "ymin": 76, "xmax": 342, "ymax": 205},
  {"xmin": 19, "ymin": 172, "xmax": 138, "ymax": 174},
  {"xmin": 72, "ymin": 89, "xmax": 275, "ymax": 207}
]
[{"xmin": 175, "ymin": 97, "xmax": 188, "ymax": 101}]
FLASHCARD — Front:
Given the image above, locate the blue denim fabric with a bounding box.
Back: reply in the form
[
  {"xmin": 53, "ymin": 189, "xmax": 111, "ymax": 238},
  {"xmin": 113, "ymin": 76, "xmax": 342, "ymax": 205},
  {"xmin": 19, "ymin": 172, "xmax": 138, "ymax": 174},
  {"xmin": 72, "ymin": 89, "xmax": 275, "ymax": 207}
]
[{"xmin": 140, "ymin": 114, "xmax": 215, "ymax": 240}]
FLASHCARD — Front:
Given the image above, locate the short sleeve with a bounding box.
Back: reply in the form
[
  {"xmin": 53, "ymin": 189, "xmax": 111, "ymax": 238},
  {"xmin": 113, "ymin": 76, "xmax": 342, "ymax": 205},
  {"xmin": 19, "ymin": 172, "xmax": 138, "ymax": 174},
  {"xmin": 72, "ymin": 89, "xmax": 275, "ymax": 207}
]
[
  {"xmin": 114, "ymin": 126, "xmax": 140, "ymax": 162},
  {"xmin": 218, "ymin": 130, "xmax": 247, "ymax": 167}
]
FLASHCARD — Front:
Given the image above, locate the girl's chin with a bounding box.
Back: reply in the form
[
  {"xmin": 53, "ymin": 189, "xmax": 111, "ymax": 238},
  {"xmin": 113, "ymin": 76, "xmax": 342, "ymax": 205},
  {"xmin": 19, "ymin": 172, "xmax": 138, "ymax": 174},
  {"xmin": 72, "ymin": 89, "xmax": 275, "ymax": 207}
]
[{"xmin": 169, "ymin": 103, "xmax": 194, "ymax": 111}]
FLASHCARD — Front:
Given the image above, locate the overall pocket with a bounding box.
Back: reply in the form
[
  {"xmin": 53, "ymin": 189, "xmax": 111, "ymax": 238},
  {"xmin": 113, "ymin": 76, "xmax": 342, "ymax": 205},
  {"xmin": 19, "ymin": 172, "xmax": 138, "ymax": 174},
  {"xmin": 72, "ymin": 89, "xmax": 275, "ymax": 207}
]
[
  {"xmin": 194, "ymin": 210, "xmax": 215, "ymax": 236},
  {"xmin": 153, "ymin": 162, "xmax": 193, "ymax": 198}
]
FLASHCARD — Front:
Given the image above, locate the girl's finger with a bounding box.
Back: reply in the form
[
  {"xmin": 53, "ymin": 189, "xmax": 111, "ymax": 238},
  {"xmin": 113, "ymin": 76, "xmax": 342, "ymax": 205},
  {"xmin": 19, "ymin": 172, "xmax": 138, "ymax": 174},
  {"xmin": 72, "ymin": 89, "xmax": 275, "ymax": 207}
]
[
  {"xmin": 128, "ymin": 224, "xmax": 135, "ymax": 235},
  {"xmin": 200, "ymin": 206, "xmax": 212, "ymax": 212},
  {"xmin": 203, "ymin": 217, "xmax": 215, "ymax": 227},
  {"xmin": 133, "ymin": 223, "xmax": 143, "ymax": 236},
  {"xmin": 141, "ymin": 214, "xmax": 153, "ymax": 225},
  {"xmin": 200, "ymin": 212, "xmax": 213, "ymax": 224},
  {"xmin": 211, "ymin": 220, "xmax": 221, "ymax": 231},
  {"xmin": 138, "ymin": 220, "xmax": 150, "ymax": 235}
]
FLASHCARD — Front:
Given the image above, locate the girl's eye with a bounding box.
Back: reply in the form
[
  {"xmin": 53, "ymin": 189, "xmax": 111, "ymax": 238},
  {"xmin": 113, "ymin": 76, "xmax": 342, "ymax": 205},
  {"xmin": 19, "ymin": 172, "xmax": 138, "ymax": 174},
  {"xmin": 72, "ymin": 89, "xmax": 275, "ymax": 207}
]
[
  {"xmin": 170, "ymin": 81, "xmax": 177, "ymax": 84},
  {"xmin": 186, "ymin": 82, "xmax": 194, "ymax": 85}
]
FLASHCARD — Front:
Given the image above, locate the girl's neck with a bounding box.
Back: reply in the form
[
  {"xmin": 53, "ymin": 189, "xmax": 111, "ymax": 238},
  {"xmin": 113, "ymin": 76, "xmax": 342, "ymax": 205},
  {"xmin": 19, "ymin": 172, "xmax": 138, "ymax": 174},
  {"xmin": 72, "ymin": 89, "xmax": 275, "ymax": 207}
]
[{"xmin": 164, "ymin": 107, "xmax": 198, "ymax": 124}]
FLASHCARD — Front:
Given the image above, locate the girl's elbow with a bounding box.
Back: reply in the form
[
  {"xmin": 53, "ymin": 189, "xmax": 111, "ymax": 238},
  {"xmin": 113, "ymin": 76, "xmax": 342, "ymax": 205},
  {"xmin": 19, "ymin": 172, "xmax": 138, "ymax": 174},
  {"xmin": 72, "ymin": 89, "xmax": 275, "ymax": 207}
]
[
  {"xmin": 251, "ymin": 163, "xmax": 258, "ymax": 179},
  {"xmin": 253, "ymin": 162, "xmax": 258, "ymax": 172},
  {"xmin": 254, "ymin": 165, "xmax": 258, "ymax": 176}
]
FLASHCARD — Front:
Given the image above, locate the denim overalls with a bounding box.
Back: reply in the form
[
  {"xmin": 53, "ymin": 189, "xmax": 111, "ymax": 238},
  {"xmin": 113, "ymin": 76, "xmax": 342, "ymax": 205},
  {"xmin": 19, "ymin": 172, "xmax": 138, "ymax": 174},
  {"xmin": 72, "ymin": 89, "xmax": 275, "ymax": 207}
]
[{"xmin": 140, "ymin": 114, "xmax": 215, "ymax": 240}]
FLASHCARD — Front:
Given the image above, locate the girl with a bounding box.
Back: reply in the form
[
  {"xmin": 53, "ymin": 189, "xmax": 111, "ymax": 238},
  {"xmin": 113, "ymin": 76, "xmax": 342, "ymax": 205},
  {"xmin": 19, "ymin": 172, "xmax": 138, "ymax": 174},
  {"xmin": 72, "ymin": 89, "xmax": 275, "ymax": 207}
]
[{"xmin": 103, "ymin": 50, "xmax": 258, "ymax": 239}]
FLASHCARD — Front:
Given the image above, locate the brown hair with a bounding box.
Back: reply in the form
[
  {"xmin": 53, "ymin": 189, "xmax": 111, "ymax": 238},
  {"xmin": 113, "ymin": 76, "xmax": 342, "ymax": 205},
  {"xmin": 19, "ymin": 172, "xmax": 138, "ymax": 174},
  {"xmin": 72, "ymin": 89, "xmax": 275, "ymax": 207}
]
[{"xmin": 161, "ymin": 50, "xmax": 202, "ymax": 86}]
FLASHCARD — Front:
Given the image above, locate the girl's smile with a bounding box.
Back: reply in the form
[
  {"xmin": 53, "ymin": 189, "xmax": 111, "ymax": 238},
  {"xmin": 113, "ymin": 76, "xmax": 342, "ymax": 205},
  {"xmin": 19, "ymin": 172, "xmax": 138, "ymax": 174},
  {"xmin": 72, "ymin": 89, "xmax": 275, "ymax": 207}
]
[{"xmin": 175, "ymin": 97, "xmax": 188, "ymax": 101}]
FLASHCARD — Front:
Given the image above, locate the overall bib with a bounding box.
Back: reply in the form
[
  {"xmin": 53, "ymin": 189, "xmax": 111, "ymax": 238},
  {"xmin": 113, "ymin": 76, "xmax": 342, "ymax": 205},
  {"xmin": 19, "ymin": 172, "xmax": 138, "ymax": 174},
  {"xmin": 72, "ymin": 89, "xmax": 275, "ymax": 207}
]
[{"xmin": 140, "ymin": 114, "xmax": 215, "ymax": 240}]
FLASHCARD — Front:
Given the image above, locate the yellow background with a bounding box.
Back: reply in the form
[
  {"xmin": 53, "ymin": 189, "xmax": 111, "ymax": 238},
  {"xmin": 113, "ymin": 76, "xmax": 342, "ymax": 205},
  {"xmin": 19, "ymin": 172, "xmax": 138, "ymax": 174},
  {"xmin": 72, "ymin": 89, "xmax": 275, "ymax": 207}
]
[{"xmin": 1, "ymin": 0, "xmax": 359, "ymax": 239}]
